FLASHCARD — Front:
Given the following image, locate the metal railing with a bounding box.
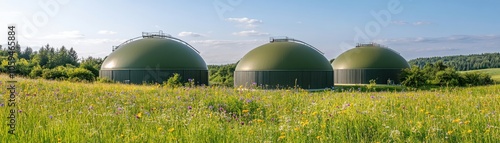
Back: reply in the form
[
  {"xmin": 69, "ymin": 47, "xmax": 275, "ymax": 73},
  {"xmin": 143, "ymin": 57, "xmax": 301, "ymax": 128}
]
[
  {"xmin": 356, "ymin": 42, "xmax": 400, "ymax": 55},
  {"xmin": 112, "ymin": 31, "xmax": 200, "ymax": 54},
  {"xmin": 269, "ymin": 37, "xmax": 324, "ymax": 55}
]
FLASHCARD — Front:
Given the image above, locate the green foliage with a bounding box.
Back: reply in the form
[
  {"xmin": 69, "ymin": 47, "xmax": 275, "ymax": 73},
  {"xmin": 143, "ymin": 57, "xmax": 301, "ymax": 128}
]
[
  {"xmin": 79, "ymin": 56, "xmax": 103, "ymax": 77},
  {"xmin": 401, "ymin": 63, "xmax": 494, "ymax": 88},
  {"xmin": 165, "ymin": 73, "xmax": 182, "ymax": 87},
  {"xmin": 434, "ymin": 67, "xmax": 461, "ymax": 86},
  {"xmin": 67, "ymin": 68, "xmax": 95, "ymax": 82},
  {"xmin": 208, "ymin": 63, "xmax": 236, "ymax": 87},
  {"xmin": 461, "ymin": 72, "xmax": 494, "ymax": 86},
  {"xmin": 29, "ymin": 65, "xmax": 43, "ymax": 78},
  {"xmin": 0, "ymin": 44, "xmax": 102, "ymax": 82},
  {"xmin": 366, "ymin": 79, "xmax": 377, "ymax": 91},
  {"xmin": 400, "ymin": 66, "xmax": 427, "ymax": 88},
  {"xmin": 97, "ymin": 77, "xmax": 115, "ymax": 83},
  {"xmin": 41, "ymin": 66, "xmax": 69, "ymax": 80}
]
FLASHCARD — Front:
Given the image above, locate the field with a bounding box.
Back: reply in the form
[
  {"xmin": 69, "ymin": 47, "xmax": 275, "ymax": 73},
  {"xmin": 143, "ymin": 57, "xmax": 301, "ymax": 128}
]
[
  {"xmin": 1, "ymin": 74, "xmax": 499, "ymax": 142},
  {"xmin": 462, "ymin": 68, "xmax": 500, "ymax": 83}
]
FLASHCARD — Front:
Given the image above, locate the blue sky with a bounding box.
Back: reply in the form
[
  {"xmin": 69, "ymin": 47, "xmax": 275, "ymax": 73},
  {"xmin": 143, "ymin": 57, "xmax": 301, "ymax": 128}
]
[{"xmin": 1, "ymin": 0, "xmax": 500, "ymax": 64}]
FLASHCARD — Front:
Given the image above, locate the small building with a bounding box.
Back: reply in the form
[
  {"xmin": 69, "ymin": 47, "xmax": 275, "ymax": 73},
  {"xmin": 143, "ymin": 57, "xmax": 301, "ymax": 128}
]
[
  {"xmin": 99, "ymin": 31, "xmax": 208, "ymax": 85},
  {"xmin": 234, "ymin": 37, "xmax": 333, "ymax": 89},
  {"xmin": 332, "ymin": 43, "xmax": 410, "ymax": 84}
]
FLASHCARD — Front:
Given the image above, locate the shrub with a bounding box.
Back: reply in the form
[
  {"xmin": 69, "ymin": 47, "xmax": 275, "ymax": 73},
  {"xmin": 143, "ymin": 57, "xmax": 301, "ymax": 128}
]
[
  {"xmin": 67, "ymin": 68, "xmax": 95, "ymax": 82},
  {"xmin": 97, "ymin": 77, "xmax": 115, "ymax": 83},
  {"xmin": 42, "ymin": 66, "xmax": 68, "ymax": 80},
  {"xmin": 400, "ymin": 66, "xmax": 426, "ymax": 88},
  {"xmin": 461, "ymin": 72, "xmax": 494, "ymax": 86},
  {"xmin": 29, "ymin": 65, "xmax": 43, "ymax": 78}
]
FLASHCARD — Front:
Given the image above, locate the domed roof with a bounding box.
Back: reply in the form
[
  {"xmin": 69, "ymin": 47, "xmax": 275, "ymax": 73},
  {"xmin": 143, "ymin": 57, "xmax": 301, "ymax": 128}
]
[
  {"xmin": 235, "ymin": 38, "xmax": 332, "ymax": 71},
  {"xmin": 101, "ymin": 36, "xmax": 207, "ymax": 70},
  {"xmin": 332, "ymin": 44, "xmax": 409, "ymax": 69}
]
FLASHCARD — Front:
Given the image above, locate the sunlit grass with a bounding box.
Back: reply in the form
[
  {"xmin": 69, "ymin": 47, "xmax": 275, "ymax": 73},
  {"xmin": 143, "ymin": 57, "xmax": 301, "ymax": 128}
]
[{"xmin": 1, "ymin": 74, "xmax": 499, "ymax": 142}]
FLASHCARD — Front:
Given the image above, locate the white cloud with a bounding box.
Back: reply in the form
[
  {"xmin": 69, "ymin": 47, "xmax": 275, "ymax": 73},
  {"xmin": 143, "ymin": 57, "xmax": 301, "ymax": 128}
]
[
  {"xmin": 41, "ymin": 31, "xmax": 85, "ymax": 39},
  {"xmin": 226, "ymin": 17, "xmax": 263, "ymax": 28},
  {"xmin": 391, "ymin": 20, "xmax": 431, "ymax": 26},
  {"xmin": 412, "ymin": 21, "xmax": 432, "ymax": 25},
  {"xmin": 178, "ymin": 31, "xmax": 204, "ymax": 37},
  {"xmin": 98, "ymin": 30, "xmax": 117, "ymax": 35},
  {"xmin": 391, "ymin": 21, "xmax": 409, "ymax": 25},
  {"xmin": 232, "ymin": 30, "xmax": 269, "ymax": 36},
  {"xmin": 372, "ymin": 35, "xmax": 500, "ymax": 59},
  {"xmin": 226, "ymin": 17, "xmax": 262, "ymax": 24}
]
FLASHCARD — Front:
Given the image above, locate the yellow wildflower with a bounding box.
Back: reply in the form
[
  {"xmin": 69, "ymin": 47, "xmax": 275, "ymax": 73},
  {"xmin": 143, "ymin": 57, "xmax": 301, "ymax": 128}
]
[
  {"xmin": 157, "ymin": 127, "xmax": 163, "ymax": 132},
  {"xmin": 242, "ymin": 110, "xmax": 249, "ymax": 114},
  {"xmin": 447, "ymin": 130, "xmax": 453, "ymax": 135},
  {"xmin": 168, "ymin": 128, "xmax": 175, "ymax": 133},
  {"xmin": 257, "ymin": 119, "xmax": 264, "ymax": 123},
  {"xmin": 301, "ymin": 120, "xmax": 309, "ymax": 126},
  {"xmin": 136, "ymin": 112, "xmax": 142, "ymax": 119},
  {"xmin": 312, "ymin": 111, "xmax": 318, "ymax": 116},
  {"xmin": 279, "ymin": 135, "xmax": 286, "ymax": 139},
  {"xmin": 294, "ymin": 127, "xmax": 300, "ymax": 131},
  {"xmin": 316, "ymin": 136, "xmax": 321, "ymax": 139},
  {"xmin": 452, "ymin": 118, "xmax": 460, "ymax": 123},
  {"xmin": 467, "ymin": 130, "xmax": 472, "ymax": 133},
  {"xmin": 464, "ymin": 120, "xmax": 470, "ymax": 125}
]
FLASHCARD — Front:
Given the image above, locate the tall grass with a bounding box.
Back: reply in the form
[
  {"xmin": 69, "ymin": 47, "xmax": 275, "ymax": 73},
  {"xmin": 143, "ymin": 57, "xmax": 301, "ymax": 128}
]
[{"xmin": 1, "ymin": 74, "xmax": 499, "ymax": 142}]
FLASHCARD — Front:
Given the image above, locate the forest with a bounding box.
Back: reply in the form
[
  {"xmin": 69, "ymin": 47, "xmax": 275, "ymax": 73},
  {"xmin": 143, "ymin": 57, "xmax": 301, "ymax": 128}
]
[{"xmin": 408, "ymin": 53, "xmax": 500, "ymax": 71}]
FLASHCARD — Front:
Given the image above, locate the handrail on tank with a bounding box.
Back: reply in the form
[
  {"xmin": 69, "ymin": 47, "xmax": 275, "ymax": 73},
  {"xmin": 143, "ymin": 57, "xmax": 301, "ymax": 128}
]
[
  {"xmin": 356, "ymin": 42, "xmax": 401, "ymax": 55},
  {"xmin": 112, "ymin": 31, "xmax": 200, "ymax": 54},
  {"xmin": 269, "ymin": 36, "xmax": 325, "ymax": 55}
]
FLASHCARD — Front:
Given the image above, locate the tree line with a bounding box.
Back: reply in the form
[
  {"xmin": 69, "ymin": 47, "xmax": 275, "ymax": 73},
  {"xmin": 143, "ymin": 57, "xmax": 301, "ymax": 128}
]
[
  {"xmin": 409, "ymin": 53, "xmax": 500, "ymax": 71},
  {"xmin": 0, "ymin": 43, "xmax": 103, "ymax": 82}
]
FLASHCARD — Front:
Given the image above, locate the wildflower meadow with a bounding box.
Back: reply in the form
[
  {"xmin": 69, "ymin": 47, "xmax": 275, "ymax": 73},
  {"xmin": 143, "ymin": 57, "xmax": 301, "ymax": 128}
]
[{"xmin": 1, "ymin": 74, "xmax": 499, "ymax": 142}]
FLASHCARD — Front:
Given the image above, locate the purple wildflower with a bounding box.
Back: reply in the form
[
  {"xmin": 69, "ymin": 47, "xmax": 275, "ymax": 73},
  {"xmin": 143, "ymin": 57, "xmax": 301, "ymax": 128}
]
[
  {"xmin": 208, "ymin": 105, "xmax": 214, "ymax": 110},
  {"xmin": 0, "ymin": 103, "xmax": 4, "ymax": 107},
  {"xmin": 188, "ymin": 106, "xmax": 192, "ymax": 110},
  {"xmin": 49, "ymin": 115, "xmax": 53, "ymax": 119}
]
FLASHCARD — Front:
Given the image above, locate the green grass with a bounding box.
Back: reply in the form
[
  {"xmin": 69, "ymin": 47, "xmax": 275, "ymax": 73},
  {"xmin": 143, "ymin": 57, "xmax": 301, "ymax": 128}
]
[
  {"xmin": 1, "ymin": 74, "xmax": 499, "ymax": 142},
  {"xmin": 462, "ymin": 68, "xmax": 500, "ymax": 83}
]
